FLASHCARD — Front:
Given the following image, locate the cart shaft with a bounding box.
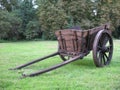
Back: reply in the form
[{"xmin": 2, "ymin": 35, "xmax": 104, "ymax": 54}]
[
  {"xmin": 22, "ymin": 54, "xmax": 83, "ymax": 77},
  {"xmin": 10, "ymin": 52, "xmax": 59, "ymax": 70}
]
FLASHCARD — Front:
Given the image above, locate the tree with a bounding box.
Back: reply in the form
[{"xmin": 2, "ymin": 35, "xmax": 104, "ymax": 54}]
[
  {"xmin": 37, "ymin": 0, "xmax": 68, "ymax": 40},
  {"xmin": 0, "ymin": 10, "xmax": 22, "ymax": 40},
  {"xmin": 61, "ymin": 0, "xmax": 96, "ymax": 29},
  {"xmin": 0, "ymin": 0, "xmax": 20, "ymax": 12},
  {"xmin": 25, "ymin": 21, "xmax": 41, "ymax": 40},
  {"xmin": 19, "ymin": 0, "xmax": 36, "ymax": 30},
  {"xmin": 18, "ymin": 0, "xmax": 41, "ymax": 40},
  {"xmin": 37, "ymin": 0, "xmax": 120, "ymax": 39},
  {"xmin": 7, "ymin": 12, "xmax": 22, "ymax": 40},
  {"xmin": 95, "ymin": 0, "xmax": 120, "ymax": 38},
  {"xmin": 1, "ymin": 0, "xmax": 119, "ymax": 40},
  {"xmin": 0, "ymin": 10, "xmax": 11, "ymax": 39},
  {"xmin": 0, "ymin": 0, "xmax": 41, "ymax": 40}
]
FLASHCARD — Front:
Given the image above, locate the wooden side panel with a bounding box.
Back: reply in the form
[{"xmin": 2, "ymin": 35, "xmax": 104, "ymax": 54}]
[{"xmin": 55, "ymin": 29, "xmax": 88, "ymax": 55}]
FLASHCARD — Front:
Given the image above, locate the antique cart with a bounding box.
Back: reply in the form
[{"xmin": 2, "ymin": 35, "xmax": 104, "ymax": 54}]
[{"xmin": 10, "ymin": 23, "xmax": 113, "ymax": 77}]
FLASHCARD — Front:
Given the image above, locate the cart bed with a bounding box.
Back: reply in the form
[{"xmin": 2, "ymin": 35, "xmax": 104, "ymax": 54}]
[{"xmin": 55, "ymin": 24, "xmax": 108, "ymax": 56}]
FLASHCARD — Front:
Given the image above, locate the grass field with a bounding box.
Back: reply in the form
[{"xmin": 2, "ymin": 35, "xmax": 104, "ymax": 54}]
[{"xmin": 0, "ymin": 40, "xmax": 120, "ymax": 90}]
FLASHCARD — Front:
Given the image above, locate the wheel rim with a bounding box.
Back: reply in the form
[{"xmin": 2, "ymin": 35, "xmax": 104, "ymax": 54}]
[{"xmin": 93, "ymin": 30, "xmax": 113, "ymax": 67}]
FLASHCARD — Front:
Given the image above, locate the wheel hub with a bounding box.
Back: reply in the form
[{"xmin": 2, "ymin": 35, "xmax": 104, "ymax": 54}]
[{"xmin": 101, "ymin": 46, "xmax": 109, "ymax": 53}]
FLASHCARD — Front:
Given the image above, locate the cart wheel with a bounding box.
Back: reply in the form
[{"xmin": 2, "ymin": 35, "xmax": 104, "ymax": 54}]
[
  {"xmin": 59, "ymin": 55, "xmax": 71, "ymax": 61},
  {"xmin": 93, "ymin": 30, "xmax": 113, "ymax": 67}
]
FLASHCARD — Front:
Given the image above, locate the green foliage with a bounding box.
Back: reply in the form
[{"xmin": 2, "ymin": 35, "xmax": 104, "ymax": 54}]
[
  {"xmin": 0, "ymin": 0, "xmax": 19, "ymax": 12},
  {"xmin": 0, "ymin": 0, "xmax": 41, "ymax": 40},
  {"xmin": 96, "ymin": 0, "xmax": 120, "ymax": 38},
  {"xmin": 18, "ymin": 0, "xmax": 41, "ymax": 40},
  {"xmin": 0, "ymin": 11, "xmax": 10, "ymax": 39},
  {"xmin": 0, "ymin": 10, "xmax": 22, "ymax": 40},
  {"xmin": 0, "ymin": 21, "xmax": 11, "ymax": 39},
  {"xmin": 38, "ymin": 0, "xmax": 68, "ymax": 40},
  {"xmin": 65, "ymin": 0, "xmax": 99, "ymax": 29},
  {"xmin": 0, "ymin": 0, "xmax": 120, "ymax": 40},
  {"xmin": 19, "ymin": 0, "xmax": 36, "ymax": 30},
  {"xmin": 7, "ymin": 12, "xmax": 22, "ymax": 40},
  {"xmin": 37, "ymin": 0, "xmax": 120, "ymax": 39},
  {"xmin": 25, "ymin": 21, "xmax": 41, "ymax": 40},
  {"xmin": 37, "ymin": 0, "xmax": 107, "ymax": 40}
]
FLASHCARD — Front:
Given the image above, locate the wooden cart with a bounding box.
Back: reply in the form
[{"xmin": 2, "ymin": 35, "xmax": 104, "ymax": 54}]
[{"xmin": 10, "ymin": 23, "xmax": 113, "ymax": 78}]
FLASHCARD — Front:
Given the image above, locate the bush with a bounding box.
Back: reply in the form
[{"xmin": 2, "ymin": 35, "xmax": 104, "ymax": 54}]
[{"xmin": 25, "ymin": 21, "xmax": 42, "ymax": 40}]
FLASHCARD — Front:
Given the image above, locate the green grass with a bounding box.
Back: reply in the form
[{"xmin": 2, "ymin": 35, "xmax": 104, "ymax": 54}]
[{"xmin": 0, "ymin": 40, "xmax": 120, "ymax": 90}]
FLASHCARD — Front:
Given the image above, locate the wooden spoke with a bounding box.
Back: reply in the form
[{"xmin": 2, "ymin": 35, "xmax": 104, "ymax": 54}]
[
  {"xmin": 99, "ymin": 39, "xmax": 103, "ymax": 47},
  {"xmin": 97, "ymin": 51, "xmax": 102, "ymax": 61},
  {"xmin": 104, "ymin": 53, "xmax": 109, "ymax": 61},
  {"xmin": 97, "ymin": 46, "xmax": 102, "ymax": 50},
  {"xmin": 100, "ymin": 52, "xmax": 103, "ymax": 65},
  {"xmin": 105, "ymin": 45, "xmax": 112, "ymax": 52},
  {"xmin": 102, "ymin": 53, "xmax": 106, "ymax": 65},
  {"xmin": 103, "ymin": 34, "xmax": 109, "ymax": 46}
]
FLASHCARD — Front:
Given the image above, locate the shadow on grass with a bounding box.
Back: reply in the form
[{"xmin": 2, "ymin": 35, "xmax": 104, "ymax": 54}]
[{"xmin": 72, "ymin": 58, "xmax": 95, "ymax": 69}]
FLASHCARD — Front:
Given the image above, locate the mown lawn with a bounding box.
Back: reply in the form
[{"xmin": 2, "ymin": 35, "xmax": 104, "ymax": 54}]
[{"xmin": 0, "ymin": 40, "xmax": 120, "ymax": 90}]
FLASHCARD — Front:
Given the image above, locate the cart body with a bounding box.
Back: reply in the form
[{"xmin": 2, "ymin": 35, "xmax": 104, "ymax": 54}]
[{"xmin": 55, "ymin": 24, "xmax": 111, "ymax": 58}]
